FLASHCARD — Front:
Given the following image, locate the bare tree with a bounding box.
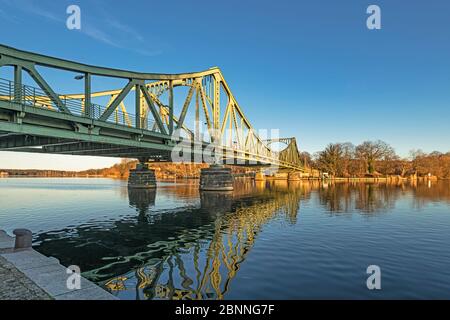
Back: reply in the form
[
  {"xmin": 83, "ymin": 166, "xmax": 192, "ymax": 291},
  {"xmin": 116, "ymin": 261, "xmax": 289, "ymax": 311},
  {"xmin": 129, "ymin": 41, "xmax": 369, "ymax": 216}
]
[
  {"xmin": 315, "ymin": 143, "xmax": 345, "ymax": 177},
  {"xmin": 299, "ymin": 151, "xmax": 312, "ymax": 168},
  {"xmin": 355, "ymin": 140, "xmax": 396, "ymax": 174},
  {"xmin": 341, "ymin": 142, "xmax": 355, "ymax": 177}
]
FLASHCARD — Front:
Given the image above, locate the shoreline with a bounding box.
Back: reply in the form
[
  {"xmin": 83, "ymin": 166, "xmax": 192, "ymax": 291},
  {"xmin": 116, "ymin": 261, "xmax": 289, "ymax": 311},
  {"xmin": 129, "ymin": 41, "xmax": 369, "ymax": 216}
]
[
  {"xmin": 1, "ymin": 175, "xmax": 447, "ymax": 182},
  {"xmin": 0, "ymin": 230, "xmax": 117, "ymax": 300}
]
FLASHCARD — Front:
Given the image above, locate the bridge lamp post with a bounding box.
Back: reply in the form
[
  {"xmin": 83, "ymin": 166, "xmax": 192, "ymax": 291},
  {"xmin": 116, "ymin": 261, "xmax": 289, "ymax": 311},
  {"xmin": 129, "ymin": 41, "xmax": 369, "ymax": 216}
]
[{"xmin": 74, "ymin": 74, "xmax": 91, "ymax": 117}]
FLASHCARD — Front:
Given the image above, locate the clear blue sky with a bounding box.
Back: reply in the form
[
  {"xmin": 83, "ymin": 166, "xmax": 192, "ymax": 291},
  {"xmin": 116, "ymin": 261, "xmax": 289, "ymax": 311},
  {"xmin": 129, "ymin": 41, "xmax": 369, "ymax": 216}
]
[{"xmin": 0, "ymin": 0, "xmax": 449, "ymax": 170}]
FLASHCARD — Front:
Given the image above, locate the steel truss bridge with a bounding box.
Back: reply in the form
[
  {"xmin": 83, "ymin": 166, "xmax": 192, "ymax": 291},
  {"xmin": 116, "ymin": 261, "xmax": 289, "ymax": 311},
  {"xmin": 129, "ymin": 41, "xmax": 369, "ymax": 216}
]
[{"xmin": 0, "ymin": 45, "xmax": 304, "ymax": 171}]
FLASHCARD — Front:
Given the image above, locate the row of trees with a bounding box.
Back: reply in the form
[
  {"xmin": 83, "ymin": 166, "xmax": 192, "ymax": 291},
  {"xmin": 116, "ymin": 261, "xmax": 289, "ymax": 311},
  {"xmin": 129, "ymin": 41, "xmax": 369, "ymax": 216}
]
[
  {"xmin": 302, "ymin": 140, "xmax": 450, "ymax": 178},
  {"xmin": 79, "ymin": 160, "xmax": 212, "ymax": 179}
]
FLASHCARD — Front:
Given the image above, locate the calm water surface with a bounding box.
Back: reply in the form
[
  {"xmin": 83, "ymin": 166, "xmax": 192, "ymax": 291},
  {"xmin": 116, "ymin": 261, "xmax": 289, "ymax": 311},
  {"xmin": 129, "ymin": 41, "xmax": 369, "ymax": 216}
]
[{"xmin": 1, "ymin": 178, "xmax": 450, "ymax": 299}]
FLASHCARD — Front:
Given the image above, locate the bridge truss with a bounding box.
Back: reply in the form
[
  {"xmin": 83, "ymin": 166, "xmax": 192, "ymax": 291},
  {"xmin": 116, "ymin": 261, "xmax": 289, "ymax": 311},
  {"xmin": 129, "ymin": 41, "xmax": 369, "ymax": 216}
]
[{"xmin": 0, "ymin": 44, "xmax": 304, "ymax": 171}]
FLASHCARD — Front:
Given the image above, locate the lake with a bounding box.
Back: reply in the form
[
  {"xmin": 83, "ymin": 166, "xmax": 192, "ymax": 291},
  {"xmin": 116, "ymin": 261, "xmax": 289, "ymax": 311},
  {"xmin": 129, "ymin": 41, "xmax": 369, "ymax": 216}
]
[{"xmin": 1, "ymin": 178, "xmax": 450, "ymax": 299}]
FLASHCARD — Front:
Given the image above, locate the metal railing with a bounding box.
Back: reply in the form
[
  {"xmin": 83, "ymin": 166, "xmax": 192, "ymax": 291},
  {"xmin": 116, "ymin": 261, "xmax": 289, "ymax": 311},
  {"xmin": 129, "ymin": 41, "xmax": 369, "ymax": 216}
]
[{"xmin": 0, "ymin": 77, "xmax": 158, "ymax": 132}]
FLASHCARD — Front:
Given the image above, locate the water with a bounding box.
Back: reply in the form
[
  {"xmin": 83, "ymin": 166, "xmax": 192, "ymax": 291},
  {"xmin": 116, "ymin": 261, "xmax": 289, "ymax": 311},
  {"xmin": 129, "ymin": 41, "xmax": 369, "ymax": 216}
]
[{"xmin": 1, "ymin": 178, "xmax": 450, "ymax": 299}]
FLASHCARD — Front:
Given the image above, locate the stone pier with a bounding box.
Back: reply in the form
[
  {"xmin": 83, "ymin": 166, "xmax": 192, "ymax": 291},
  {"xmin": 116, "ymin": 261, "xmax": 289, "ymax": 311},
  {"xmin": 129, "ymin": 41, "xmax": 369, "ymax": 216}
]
[
  {"xmin": 199, "ymin": 165, "xmax": 234, "ymax": 191},
  {"xmin": 288, "ymin": 172, "xmax": 302, "ymax": 181},
  {"xmin": 128, "ymin": 162, "xmax": 156, "ymax": 189}
]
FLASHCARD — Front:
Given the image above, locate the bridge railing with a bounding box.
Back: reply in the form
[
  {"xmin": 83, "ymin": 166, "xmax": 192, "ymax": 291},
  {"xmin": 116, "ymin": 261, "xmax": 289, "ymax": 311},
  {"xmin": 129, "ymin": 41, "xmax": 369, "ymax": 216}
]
[{"xmin": 0, "ymin": 77, "xmax": 157, "ymax": 132}]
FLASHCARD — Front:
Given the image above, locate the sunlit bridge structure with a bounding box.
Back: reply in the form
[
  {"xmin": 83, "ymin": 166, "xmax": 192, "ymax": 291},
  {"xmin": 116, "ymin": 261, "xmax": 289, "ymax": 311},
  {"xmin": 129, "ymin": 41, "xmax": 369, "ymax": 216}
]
[{"xmin": 0, "ymin": 45, "xmax": 305, "ymax": 176}]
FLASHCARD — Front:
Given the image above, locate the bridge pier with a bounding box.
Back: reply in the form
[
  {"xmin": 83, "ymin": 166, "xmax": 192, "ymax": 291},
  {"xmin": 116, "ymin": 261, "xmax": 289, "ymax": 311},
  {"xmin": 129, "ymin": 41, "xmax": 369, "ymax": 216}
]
[
  {"xmin": 128, "ymin": 160, "xmax": 156, "ymax": 189},
  {"xmin": 199, "ymin": 165, "xmax": 234, "ymax": 191},
  {"xmin": 288, "ymin": 172, "xmax": 302, "ymax": 181}
]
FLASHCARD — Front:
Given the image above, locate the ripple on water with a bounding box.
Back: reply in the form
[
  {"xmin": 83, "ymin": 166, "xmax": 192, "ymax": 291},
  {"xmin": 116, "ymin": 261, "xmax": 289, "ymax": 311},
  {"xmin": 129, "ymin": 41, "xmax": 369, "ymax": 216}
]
[{"xmin": 1, "ymin": 179, "xmax": 450, "ymax": 299}]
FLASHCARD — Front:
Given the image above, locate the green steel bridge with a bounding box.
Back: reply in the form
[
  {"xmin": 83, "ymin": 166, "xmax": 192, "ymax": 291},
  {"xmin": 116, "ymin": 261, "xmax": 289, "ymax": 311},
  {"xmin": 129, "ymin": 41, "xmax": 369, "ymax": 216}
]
[{"xmin": 0, "ymin": 44, "xmax": 304, "ymax": 171}]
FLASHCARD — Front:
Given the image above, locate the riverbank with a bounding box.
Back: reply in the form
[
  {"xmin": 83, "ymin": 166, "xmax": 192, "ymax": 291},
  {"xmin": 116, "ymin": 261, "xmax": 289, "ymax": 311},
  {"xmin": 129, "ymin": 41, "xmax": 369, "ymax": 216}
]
[
  {"xmin": 323, "ymin": 176, "xmax": 439, "ymax": 182},
  {"xmin": 0, "ymin": 230, "xmax": 117, "ymax": 300},
  {"xmin": 263, "ymin": 174, "xmax": 440, "ymax": 182},
  {"xmin": 0, "ymin": 256, "xmax": 51, "ymax": 300},
  {"xmin": 1, "ymin": 175, "xmax": 445, "ymax": 183}
]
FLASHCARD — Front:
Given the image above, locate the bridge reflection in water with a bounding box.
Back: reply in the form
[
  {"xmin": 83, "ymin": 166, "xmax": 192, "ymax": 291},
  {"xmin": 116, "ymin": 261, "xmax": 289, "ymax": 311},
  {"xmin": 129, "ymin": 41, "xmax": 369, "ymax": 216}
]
[
  {"xmin": 120, "ymin": 181, "xmax": 304, "ymax": 300},
  {"xmin": 34, "ymin": 180, "xmax": 307, "ymax": 300}
]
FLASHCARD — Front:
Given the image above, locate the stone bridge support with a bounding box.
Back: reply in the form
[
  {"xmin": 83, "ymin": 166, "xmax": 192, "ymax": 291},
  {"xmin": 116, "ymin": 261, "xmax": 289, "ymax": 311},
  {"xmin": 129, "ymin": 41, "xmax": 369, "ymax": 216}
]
[
  {"xmin": 200, "ymin": 165, "xmax": 234, "ymax": 191},
  {"xmin": 128, "ymin": 158, "xmax": 156, "ymax": 189},
  {"xmin": 288, "ymin": 172, "xmax": 302, "ymax": 181}
]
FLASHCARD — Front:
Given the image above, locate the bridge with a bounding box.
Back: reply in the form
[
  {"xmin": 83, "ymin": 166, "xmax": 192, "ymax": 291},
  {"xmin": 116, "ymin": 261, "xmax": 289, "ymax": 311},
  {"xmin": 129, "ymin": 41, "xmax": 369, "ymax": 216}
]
[{"xmin": 0, "ymin": 44, "xmax": 307, "ymax": 189}]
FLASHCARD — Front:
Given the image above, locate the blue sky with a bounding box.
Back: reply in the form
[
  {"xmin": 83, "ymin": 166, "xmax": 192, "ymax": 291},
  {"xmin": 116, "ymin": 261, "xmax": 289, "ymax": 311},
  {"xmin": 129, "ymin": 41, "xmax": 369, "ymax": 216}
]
[{"xmin": 0, "ymin": 0, "xmax": 449, "ymax": 170}]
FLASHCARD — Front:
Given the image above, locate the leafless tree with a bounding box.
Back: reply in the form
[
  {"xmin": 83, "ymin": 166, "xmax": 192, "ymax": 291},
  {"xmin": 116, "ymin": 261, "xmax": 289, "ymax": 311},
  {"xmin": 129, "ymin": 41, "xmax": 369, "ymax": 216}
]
[{"xmin": 355, "ymin": 140, "xmax": 396, "ymax": 174}]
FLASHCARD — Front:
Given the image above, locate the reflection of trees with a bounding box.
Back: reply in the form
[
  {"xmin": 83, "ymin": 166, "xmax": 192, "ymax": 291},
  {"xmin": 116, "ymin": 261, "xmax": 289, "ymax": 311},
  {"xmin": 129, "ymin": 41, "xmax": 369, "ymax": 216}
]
[
  {"xmin": 128, "ymin": 188, "xmax": 156, "ymax": 216},
  {"xmin": 317, "ymin": 182, "xmax": 401, "ymax": 214},
  {"xmin": 411, "ymin": 180, "xmax": 450, "ymax": 208},
  {"xmin": 354, "ymin": 183, "xmax": 398, "ymax": 213},
  {"xmin": 317, "ymin": 180, "xmax": 450, "ymax": 215},
  {"xmin": 33, "ymin": 180, "xmax": 304, "ymax": 300}
]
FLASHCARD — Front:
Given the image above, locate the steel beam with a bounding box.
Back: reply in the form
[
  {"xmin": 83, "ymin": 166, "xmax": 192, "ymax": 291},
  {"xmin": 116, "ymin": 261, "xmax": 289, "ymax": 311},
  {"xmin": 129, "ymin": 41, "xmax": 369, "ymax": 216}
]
[
  {"xmin": 135, "ymin": 83, "xmax": 141, "ymax": 128},
  {"xmin": 168, "ymin": 80, "xmax": 174, "ymax": 135},
  {"xmin": 27, "ymin": 67, "xmax": 71, "ymax": 114},
  {"xmin": 99, "ymin": 80, "xmax": 135, "ymax": 121},
  {"xmin": 13, "ymin": 65, "xmax": 22, "ymax": 103},
  {"xmin": 141, "ymin": 85, "xmax": 167, "ymax": 135},
  {"xmin": 84, "ymin": 73, "xmax": 91, "ymax": 117},
  {"xmin": 0, "ymin": 135, "xmax": 74, "ymax": 149},
  {"xmin": 176, "ymin": 84, "xmax": 194, "ymax": 130}
]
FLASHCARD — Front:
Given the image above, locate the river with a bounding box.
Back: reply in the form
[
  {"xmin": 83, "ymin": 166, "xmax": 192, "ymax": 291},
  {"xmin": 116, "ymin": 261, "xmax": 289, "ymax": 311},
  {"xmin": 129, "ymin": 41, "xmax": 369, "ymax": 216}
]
[{"xmin": 1, "ymin": 178, "xmax": 450, "ymax": 299}]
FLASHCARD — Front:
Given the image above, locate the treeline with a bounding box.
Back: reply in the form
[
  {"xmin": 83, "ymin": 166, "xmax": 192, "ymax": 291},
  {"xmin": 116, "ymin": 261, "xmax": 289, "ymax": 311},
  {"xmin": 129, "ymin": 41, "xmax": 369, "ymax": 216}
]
[
  {"xmin": 3, "ymin": 140, "xmax": 449, "ymax": 179},
  {"xmin": 300, "ymin": 140, "xmax": 450, "ymax": 178},
  {"xmin": 0, "ymin": 169, "xmax": 79, "ymax": 177},
  {"xmin": 1, "ymin": 161, "xmax": 245, "ymax": 179},
  {"xmin": 79, "ymin": 160, "xmax": 211, "ymax": 179},
  {"xmin": 88, "ymin": 161, "xmax": 250, "ymax": 179}
]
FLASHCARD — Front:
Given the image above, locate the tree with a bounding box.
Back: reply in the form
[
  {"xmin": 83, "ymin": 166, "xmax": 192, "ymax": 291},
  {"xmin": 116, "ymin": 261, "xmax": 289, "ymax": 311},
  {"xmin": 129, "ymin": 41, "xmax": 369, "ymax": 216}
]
[
  {"xmin": 299, "ymin": 151, "xmax": 312, "ymax": 168},
  {"xmin": 410, "ymin": 150, "xmax": 450, "ymax": 178},
  {"xmin": 315, "ymin": 143, "xmax": 345, "ymax": 177},
  {"xmin": 340, "ymin": 142, "xmax": 355, "ymax": 177},
  {"xmin": 355, "ymin": 140, "xmax": 396, "ymax": 174}
]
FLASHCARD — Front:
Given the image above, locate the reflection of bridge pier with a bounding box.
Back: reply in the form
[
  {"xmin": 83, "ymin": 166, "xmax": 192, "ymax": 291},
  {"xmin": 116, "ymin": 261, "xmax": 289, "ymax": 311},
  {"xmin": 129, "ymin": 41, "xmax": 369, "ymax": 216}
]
[
  {"xmin": 255, "ymin": 169, "xmax": 266, "ymax": 181},
  {"xmin": 255, "ymin": 180, "xmax": 267, "ymax": 191},
  {"xmin": 200, "ymin": 191, "xmax": 233, "ymax": 214},
  {"xmin": 128, "ymin": 187, "xmax": 156, "ymax": 216}
]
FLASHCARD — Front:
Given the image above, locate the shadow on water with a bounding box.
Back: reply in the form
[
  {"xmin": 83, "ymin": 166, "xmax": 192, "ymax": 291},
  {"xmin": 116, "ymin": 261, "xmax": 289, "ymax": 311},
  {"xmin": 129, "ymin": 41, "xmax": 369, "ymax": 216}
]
[
  {"xmin": 34, "ymin": 180, "xmax": 305, "ymax": 300},
  {"xmin": 32, "ymin": 179, "xmax": 450, "ymax": 299}
]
